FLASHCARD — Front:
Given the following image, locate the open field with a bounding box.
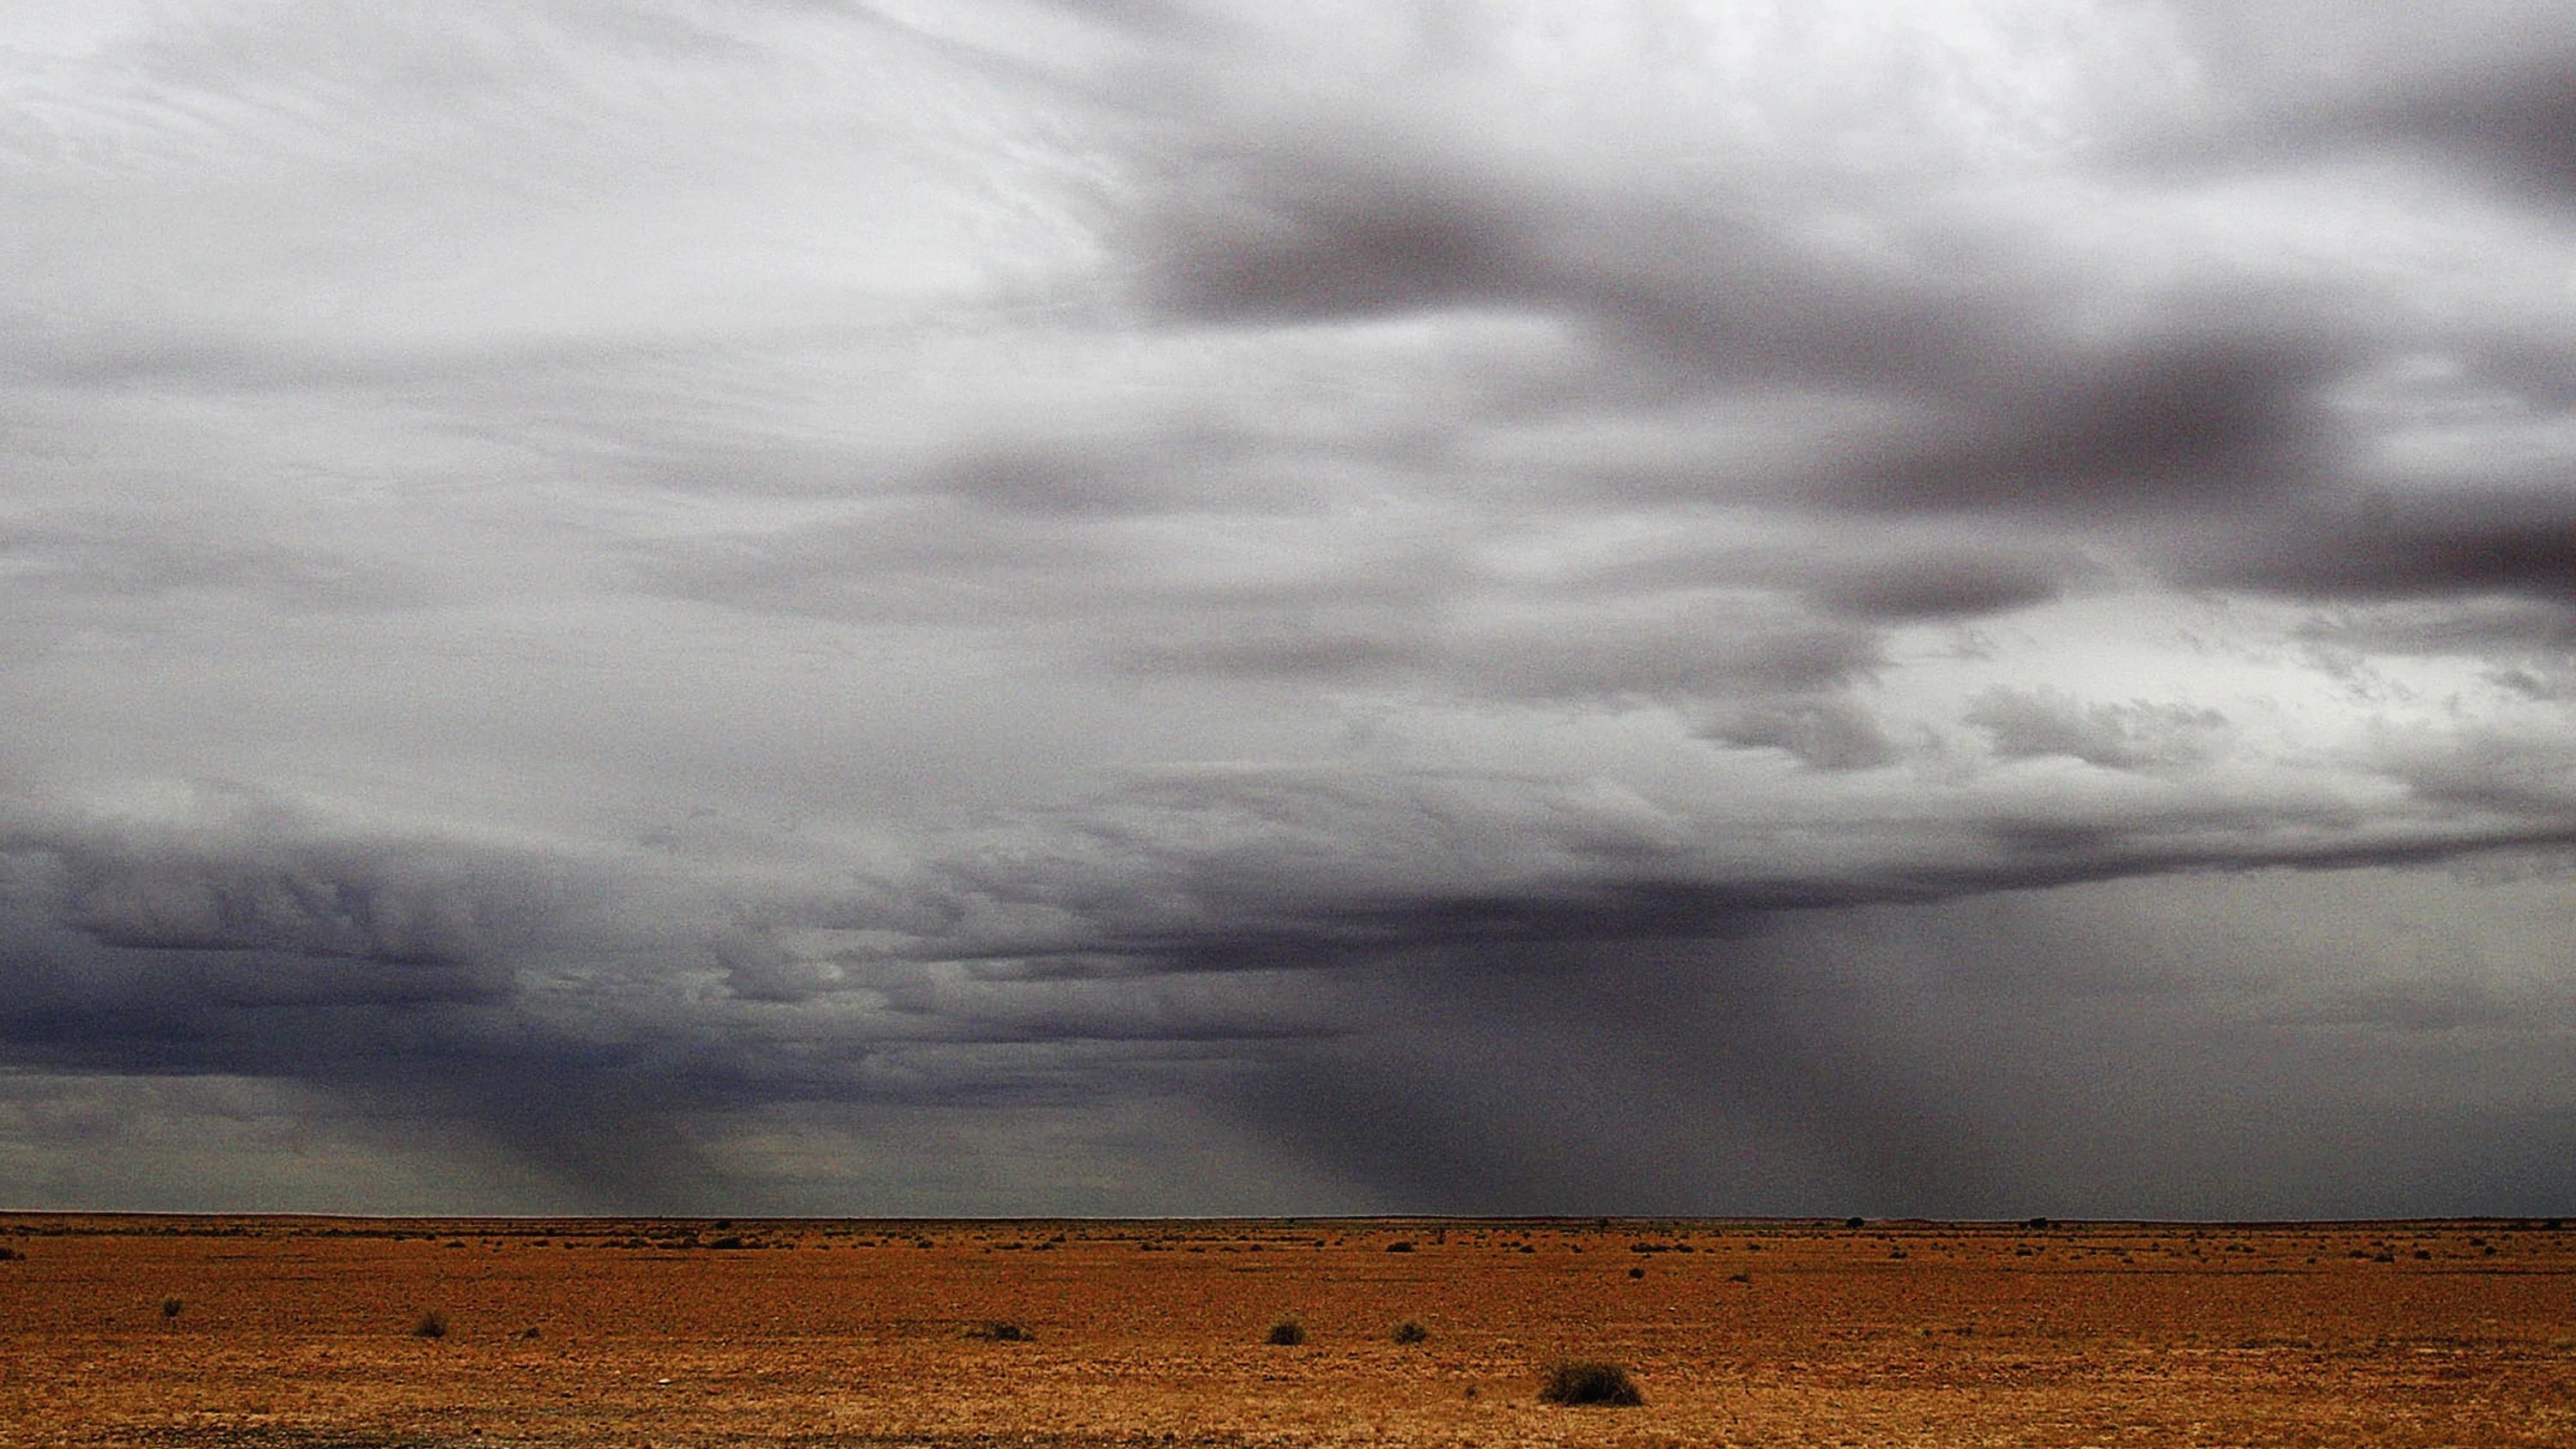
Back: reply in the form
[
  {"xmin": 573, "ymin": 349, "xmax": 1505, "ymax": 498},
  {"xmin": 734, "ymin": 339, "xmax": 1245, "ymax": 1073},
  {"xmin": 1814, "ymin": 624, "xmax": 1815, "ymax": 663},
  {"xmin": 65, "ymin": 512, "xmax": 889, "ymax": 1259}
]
[{"xmin": 3, "ymin": 1214, "xmax": 2572, "ymax": 1447}]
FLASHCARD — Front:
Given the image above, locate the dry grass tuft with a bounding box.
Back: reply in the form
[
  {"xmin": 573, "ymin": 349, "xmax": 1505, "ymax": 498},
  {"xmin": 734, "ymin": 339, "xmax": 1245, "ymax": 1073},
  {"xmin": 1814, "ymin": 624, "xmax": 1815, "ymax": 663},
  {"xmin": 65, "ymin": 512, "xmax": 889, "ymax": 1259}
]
[
  {"xmin": 1538, "ymin": 1360, "xmax": 1642, "ymax": 1407},
  {"xmin": 968, "ymin": 1321, "xmax": 1034, "ymax": 1342}
]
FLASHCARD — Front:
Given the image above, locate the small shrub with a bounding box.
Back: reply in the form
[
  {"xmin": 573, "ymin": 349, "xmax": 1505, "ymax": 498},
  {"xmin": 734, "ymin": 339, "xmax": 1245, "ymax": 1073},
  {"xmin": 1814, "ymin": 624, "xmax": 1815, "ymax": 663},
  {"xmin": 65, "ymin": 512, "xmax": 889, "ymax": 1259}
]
[
  {"xmin": 412, "ymin": 1310, "xmax": 449, "ymax": 1339},
  {"xmin": 1385, "ymin": 1240, "xmax": 1414, "ymax": 1252},
  {"xmin": 0, "ymin": 1246, "xmax": 21, "ymax": 1261},
  {"xmin": 969, "ymin": 1320, "xmax": 1034, "ymax": 1342},
  {"xmin": 1626, "ymin": 1265, "xmax": 1645, "ymax": 1279},
  {"xmin": 1264, "ymin": 1317, "xmax": 1308, "ymax": 1346},
  {"xmin": 1538, "ymin": 1360, "xmax": 1643, "ymax": 1407},
  {"xmin": 1391, "ymin": 1320, "xmax": 1430, "ymax": 1344},
  {"xmin": 161, "ymin": 1297, "xmax": 184, "ymax": 1319}
]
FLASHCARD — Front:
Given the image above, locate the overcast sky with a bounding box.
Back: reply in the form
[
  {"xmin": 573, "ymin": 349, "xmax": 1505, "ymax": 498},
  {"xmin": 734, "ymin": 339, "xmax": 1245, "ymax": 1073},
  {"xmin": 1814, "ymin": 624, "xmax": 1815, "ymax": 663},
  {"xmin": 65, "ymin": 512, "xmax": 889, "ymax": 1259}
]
[{"xmin": 4, "ymin": 0, "xmax": 2574, "ymax": 1218}]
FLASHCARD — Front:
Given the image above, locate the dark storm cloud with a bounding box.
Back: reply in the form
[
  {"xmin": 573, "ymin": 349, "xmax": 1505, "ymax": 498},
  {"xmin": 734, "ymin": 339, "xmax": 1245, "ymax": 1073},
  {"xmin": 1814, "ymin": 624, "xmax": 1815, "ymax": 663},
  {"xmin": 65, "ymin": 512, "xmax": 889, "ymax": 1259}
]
[
  {"xmin": 1133, "ymin": 130, "xmax": 2024, "ymax": 395},
  {"xmin": 2184, "ymin": 46, "xmax": 2576, "ymax": 202},
  {"xmin": 1217, "ymin": 938, "xmax": 2001, "ymax": 1216},
  {"xmin": 1834, "ymin": 332, "xmax": 2345, "ymax": 512},
  {"xmin": 1129, "ymin": 112, "xmax": 2376, "ymax": 537},
  {"xmin": 1207, "ymin": 939, "xmax": 1879, "ymax": 1214},
  {"xmin": 0, "ymin": 802, "xmax": 756, "ymax": 1208},
  {"xmin": 1797, "ymin": 546, "xmax": 2069, "ymax": 621},
  {"xmin": 60, "ymin": 853, "xmax": 484, "ymax": 965},
  {"xmin": 0, "ymin": 784, "xmax": 1358, "ymax": 1203},
  {"xmin": 1144, "ymin": 147, "xmax": 1520, "ymax": 322},
  {"xmin": 2391, "ymin": 731, "xmax": 2576, "ymax": 819},
  {"xmin": 1198, "ymin": 861, "xmax": 2576, "ymax": 1216},
  {"xmin": 2187, "ymin": 493, "xmax": 2576, "ymax": 603},
  {"xmin": 2379, "ymin": 61, "xmax": 2576, "ymax": 197},
  {"xmin": 9, "ymin": 742, "xmax": 2573, "ymax": 1214},
  {"xmin": 1133, "ymin": 609, "xmax": 1881, "ymax": 700},
  {"xmin": 9, "ymin": 0, "xmax": 2576, "ymax": 1216},
  {"xmin": 0, "ymin": 808, "xmax": 556, "ymax": 1072},
  {"xmin": 5, "ymin": 793, "xmax": 576, "ymax": 973},
  {"xmin": 882, "ymin": 756, "xmax": 2573, "ymax": 989}
]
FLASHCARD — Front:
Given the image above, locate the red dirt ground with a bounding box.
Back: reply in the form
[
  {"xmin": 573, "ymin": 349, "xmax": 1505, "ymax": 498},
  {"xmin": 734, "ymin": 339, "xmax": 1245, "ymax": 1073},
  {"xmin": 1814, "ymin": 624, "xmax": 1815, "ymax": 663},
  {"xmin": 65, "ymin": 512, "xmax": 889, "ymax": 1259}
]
[{"xmin": 3, "ymin": 1215, "xmax": 2571, "ymax": 1446}]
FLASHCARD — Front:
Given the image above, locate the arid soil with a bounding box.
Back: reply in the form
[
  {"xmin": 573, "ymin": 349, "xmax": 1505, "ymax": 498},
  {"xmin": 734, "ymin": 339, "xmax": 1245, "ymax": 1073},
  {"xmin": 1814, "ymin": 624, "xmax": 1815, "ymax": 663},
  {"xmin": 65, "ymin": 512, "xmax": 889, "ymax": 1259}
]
[{"xmin": 3, "ymin": 1214, "xmax": 2570, "ymax": 1447}]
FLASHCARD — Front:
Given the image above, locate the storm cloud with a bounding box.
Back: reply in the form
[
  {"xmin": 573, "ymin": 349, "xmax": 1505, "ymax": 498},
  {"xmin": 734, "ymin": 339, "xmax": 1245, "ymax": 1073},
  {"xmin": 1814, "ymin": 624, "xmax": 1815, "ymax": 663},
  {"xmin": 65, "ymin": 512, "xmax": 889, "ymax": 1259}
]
[{"xmin": 3, "ymin": 0, "xmax": 2573, "ymax": 1216}]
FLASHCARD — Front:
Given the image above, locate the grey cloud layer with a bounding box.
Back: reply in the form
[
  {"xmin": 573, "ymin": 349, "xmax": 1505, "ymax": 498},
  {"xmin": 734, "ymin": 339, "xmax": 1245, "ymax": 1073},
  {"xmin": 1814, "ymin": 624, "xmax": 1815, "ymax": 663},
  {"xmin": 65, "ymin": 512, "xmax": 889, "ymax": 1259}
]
[{"xmin": 4, "ymin": 0, "xmax": 2574, "ymax": 1214}]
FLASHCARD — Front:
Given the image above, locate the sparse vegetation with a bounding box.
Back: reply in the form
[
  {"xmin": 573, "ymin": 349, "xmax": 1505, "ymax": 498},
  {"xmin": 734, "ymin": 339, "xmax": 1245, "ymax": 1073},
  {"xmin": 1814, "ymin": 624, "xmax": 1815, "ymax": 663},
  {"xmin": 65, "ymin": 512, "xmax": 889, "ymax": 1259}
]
[
  {"xmin": 0, "ymin": 1214, "xmax": 2568, "ymax": 1446},
  {"xmin": 1264, "ymin": 1316, "xmax": 1308, "ymax": 1345},
  {"xmin": 161, "ymin": 1297, "xmax": 184, "ymax": 1319},
  {"xmin": 1391, "ymin": 1319, "xmax": 1430, "ymax": 1344},
  {"xmin": 412, "ymin": 1309, "xmax": 448, "ymax": 1339},
  {"xmin": 1385, "ymin": 1240, "xmax": 1414, "ymax": 1252},
  {"xmin": 1539, "ymin": 1360, "xmax": 1643, "ymax": 1407}
]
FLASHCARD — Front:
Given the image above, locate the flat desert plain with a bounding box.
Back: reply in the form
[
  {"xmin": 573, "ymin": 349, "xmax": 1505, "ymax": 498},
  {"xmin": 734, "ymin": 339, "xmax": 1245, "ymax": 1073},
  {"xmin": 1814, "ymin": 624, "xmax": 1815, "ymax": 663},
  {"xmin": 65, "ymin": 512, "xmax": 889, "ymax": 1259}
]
[{"xmin": 3, "ymin": 1216, "xmax": 2572, "ymax": 1447}]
